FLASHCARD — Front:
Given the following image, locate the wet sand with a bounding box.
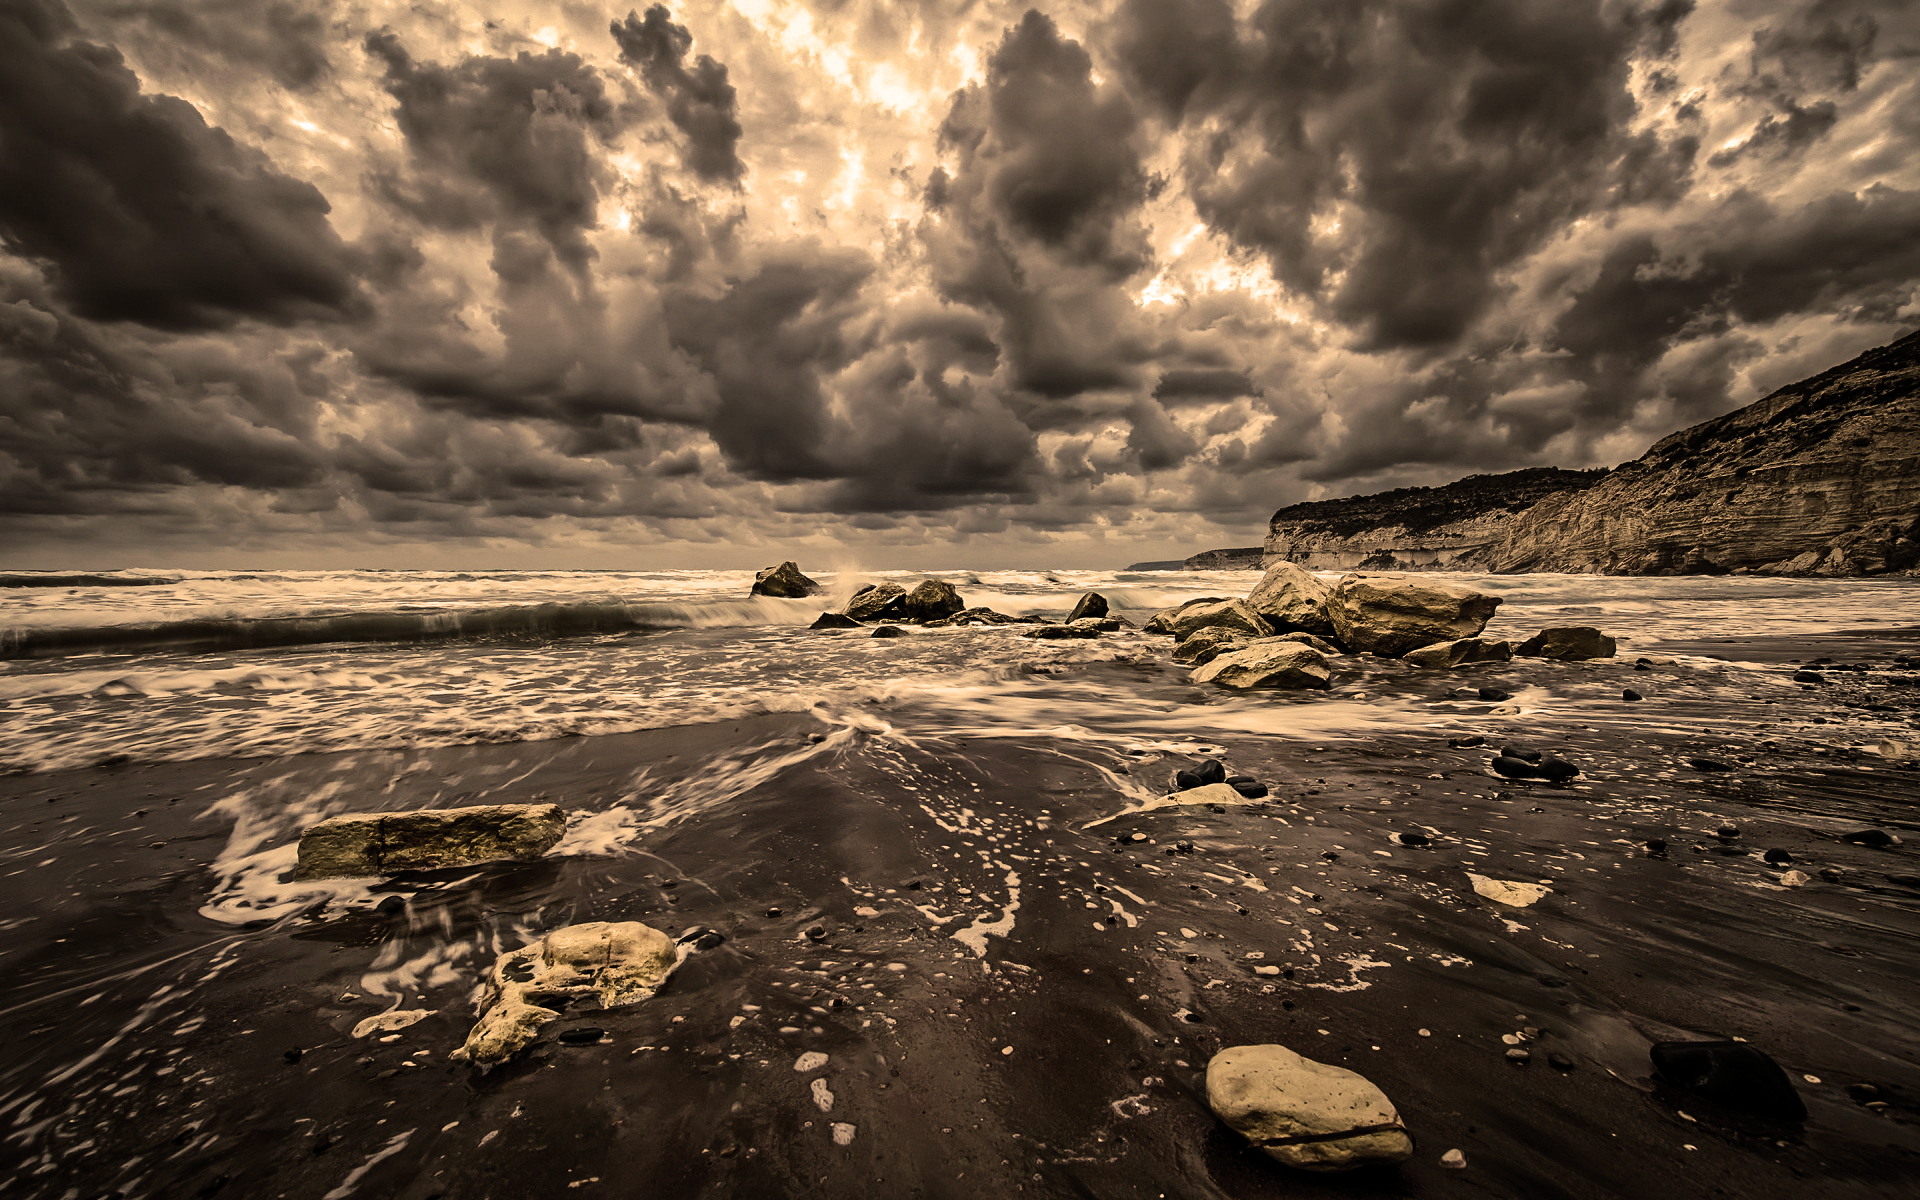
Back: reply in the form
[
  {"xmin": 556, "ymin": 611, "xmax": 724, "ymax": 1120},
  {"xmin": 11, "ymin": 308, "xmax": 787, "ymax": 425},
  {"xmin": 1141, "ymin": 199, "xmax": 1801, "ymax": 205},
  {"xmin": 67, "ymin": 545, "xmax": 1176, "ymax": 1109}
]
[{"xmin": 3, "ymin": 633, "xmax": 1918, "ymax": 1199}]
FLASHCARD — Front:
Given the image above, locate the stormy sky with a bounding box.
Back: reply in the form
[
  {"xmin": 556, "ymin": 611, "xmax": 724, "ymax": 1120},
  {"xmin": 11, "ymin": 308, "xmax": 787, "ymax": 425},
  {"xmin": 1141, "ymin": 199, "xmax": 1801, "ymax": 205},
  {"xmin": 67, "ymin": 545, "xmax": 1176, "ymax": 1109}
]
[{"xmin": 2, "ymin": 0, "xmax": 1917, "ymax": 568}]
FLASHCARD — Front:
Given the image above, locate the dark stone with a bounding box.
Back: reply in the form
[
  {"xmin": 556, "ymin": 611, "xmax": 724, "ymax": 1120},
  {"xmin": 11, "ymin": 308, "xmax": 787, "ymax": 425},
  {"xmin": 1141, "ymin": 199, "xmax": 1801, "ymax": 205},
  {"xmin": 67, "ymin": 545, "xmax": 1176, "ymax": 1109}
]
[
  {"xmin": 676, "ymin": 927, "xmax": 726, "ymax": 950},
  {"xmin": 1516, "ymin": 626, "xmax": 1616, "ymax": 660},
  {"xmin": 375, "ymin": 895, "xmax": 406, "ymax": 916},
  {"xmin": 1393, "ymin": 831, "xmax": 1431, "ymax": 847},
  {"xmin": 751, "ymin": 561, "xmax": 821, "ymax": 599},
  {"xmin": 1192, "ymin": 759, "xmax": 1226, "ymax": 786},
  {"xmin": 1478, "ymin": 687, "xmax": 1513, "ymax": 702},
  {"xmin": 805, "ymin": 925, "xmax": 827, "ymax": 940},
  {"xmin": 901, "ymin": 579, "xmax": 966, "ymax": 622},
  {"xmin": 1649, "ymin": 1041, "xmax": 1807, "ymax": 1121},
  {"xmin": 1492, "ymin": 756, "xmax": 1541, "ymax": 779},
  {"xmin": 1173, "ymin": 770, "xmax": 1204, "ymax": 792},
  {"xmin": 557, "ymin": 1028, "xmax": 606, "ymax": 1046},
  {"xmin": 1644, "ymin": 838, "xmax": 1668, "ymax": 854},
  {"xmin": 1762, "ymin": 848, "xmax": 1793, "ymax": 865},
  {"xmin": 1548, "ymin": 1053, "xmax": 1576, "ymax": 1071},
  {"xmin": 1501, "ymin": 746, "xmax": 1544, "ymax": 763},
  {"xmin": 809, "ymin": 612, "xmax": 863, "ymax": 630},
  {"xmin": 1537, "ymin": 758, "xmax": 1579, "ymax": 782},
  {"xmin": 1020, "ymin": 624, "xmax": 1100, "ymax": 640},
  {"xmin": 870, "ymin": 626, "xmax": 905, "ymax": 639},
  {"xmin": 1172, "ymin": 840, "xmax": 1195, "ymax": 854},
  {"xmin": 1066, "ymin": 592, "xmax": 1110, "ymax": 622},
  {"xmin": 1449, "ymin": 736, "xmax": 1486, "ymax": 748},
  {"xmin": 1716, "ymin": 825, "xmax": 1740, "ymax": 840},
  {"xmin": 1225, "ymin": 777, "xmax": 1268, "ymax": 799},
  {"xmin": 844, "ymin": 583, "xmax": 908, "ymax": 622},
  {"xmin": 1634, "ymin": 662, "xmax": 1651, "ymax": 671},
  {"xmin": 283, "ymin": 1047, "xmax": 304, "ymax": 1064},
  {"xmin": 765, "ymin": 907, "xmax": 782, "ymax": 917},
  {"xmin": 1840, "ymin": 829, "xmax": 1895, "ymax": 848},
  {"xmin": 1623, "ymin": 689, "xmax": 1643, "ymax": 701},
  {"xmin": 1793, "ymin": 671, "xmax": 1827, "ymax": 684},
  {"xmin": 1687, "ymin": 758, "xmax": 1733, "ymax": 772}
]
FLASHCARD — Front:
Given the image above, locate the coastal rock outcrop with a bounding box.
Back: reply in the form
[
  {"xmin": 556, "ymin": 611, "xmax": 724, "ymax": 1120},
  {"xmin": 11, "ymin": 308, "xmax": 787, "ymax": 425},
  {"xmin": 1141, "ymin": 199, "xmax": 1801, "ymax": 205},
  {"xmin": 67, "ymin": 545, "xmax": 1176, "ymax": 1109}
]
[
  {"xmin": 844, "ymin": 583, "xmax": 908, "ymax": 622},
  {"xmin": 1205, "ymin": 1044, "xmax": 1415, "ymax": 1171},
  {"xmin": 1516, "ymin": 627, "xmax": 1616, "ymax": 660},
  {"xmin": 751, "ymin": 561, "xmax": 821, "ymax": 598},
  {"xmin": 1325, "ymin": 576, "xmax": 1499, "ymax": 657},
  {"xmin": 1167, "ymin": 599, "xmax": 1274, "ymax": 642},
  {"xmin": 1244, "ymin": 562, "xmax": 1335, "ymax": 635},
  {"xmin": 1184, "ymin": 547, "xmax": 1265, "ymax": 570},
  {"xmin": 454, "ymin": 921, "xmax": 678, "ymax": 1067},
  {"xmin": 297, "ymin": 803, "xmax": 566, "ymax": 879},
  {"xmin": 1067, "ymin": 592, "xmax": 1109, "ymax": 622},
  {"xmin": 1190, "ymin": 642, "xmax": 1331, "ymax": 690},
  {"xmin": 902, "ymin": 579, "xmax": 965, "ymax": 621}
]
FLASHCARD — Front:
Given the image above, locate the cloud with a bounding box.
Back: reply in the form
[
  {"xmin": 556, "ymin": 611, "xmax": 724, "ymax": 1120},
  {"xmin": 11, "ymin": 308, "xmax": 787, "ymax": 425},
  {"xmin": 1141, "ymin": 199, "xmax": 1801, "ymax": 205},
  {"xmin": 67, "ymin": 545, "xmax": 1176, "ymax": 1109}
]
[
  {"xmin": 0, "ymin": 0, "xmax": 361, "ymax": 330},
  {"xmin": 610, "ymin": 5, "xmax": 746, "ymax": 184}
]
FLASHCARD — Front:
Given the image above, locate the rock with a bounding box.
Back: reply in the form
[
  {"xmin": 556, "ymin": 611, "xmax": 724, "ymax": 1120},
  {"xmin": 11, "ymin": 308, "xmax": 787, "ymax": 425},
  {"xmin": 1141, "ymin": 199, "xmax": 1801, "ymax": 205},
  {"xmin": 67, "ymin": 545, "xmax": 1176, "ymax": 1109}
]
[
  {"xmin": 870, "ymin": 626, "xmax": 904, "ymax": 639},
  {"xmin": 1271, "ymin": 631, "xmax": 1343, "ymax": 655},
  {"xmin": 1168, "ymin": 598, "xmax": 1275, "ymax": 642},
  {"xmin": 809, "ymin": 612, "xmax": 863, "ymax": 630},
  {"xmin": 1069, "ymin": 617, "xmax": 1121, "ymax": 631},
  {"xmin": 1490, "ymin": 756, "xmax": 1538, "ymax": 779},
  {"xmin": 1793, "ymin": 670, "xmax": 1827, "ymax": 684},
  {"xmin": 1135, "ymin": 781, "xmax": 1262, "ymax": 814},
  {"xmin": 1467, "ymin": 874, "xmax": 1551, "ymax": 907},
  {"xmin": 924, "ymin": 607, "xmax": 1028, "ymax": 627},
  {"xmin": 1506, "ymin": 1048, "xmax": 1532, "ymax": 1064},
  {"xmin": 1243, "ymin": 562, "xmax": 1335, "ymax": 635},
  {"xmin": 1325, "ymin": 575, "xmax": 1500, "ymax": 657},
  {"xmin": 297, "ymin": 803, "xmax": 566, "ymax": 879},
  {"xmin": 1392, "ymin": 831, "xmax": 1431, "ymax": 847},
  {"xmin": 1623, "ymin": 688, "xmax": 1643, "ymax": 701},
  {"xmin": 1515, "ymin": 627, "xmax": 1617, "ymax": 660},
  {"xmin": 1190, "ymin": 643, "xmax": 1332, "ymax": 691},
  {"xmin": 1536, "ymin": 757, "xmax": 1579, "ymax": 782},
  {"xmin": 1204, "ymin": 1044, "xmax": 1414, "ymax": 1172},
  {"xmin": 1649, "ymin": 1041, "xmax": 1807, "ymax": 1121},
  {"xmin": 1762, "ymin": 848, "xmax": 1794, "ymax": 865},
  {"xmin": 1440, "ymin": 1148, "xmax": 1467, "ymax": 1169},
  {"xmin": 1449, "ymin": 735, "xmax": 1486, "ymax": 748},
  {"xmin": 1186, "ymin": 547, "xmax": 1266, "ymax": 570},
  {"xmin": 1173, "ymin": 759, "xmax": 1228, "ymax": 791},
  {"xmin": 1066, "ymin": 592, "xmax": 1109, "ymax": 622},
  {"xmin": 454, "ymin": 921, "xmax": 678, "ymax": 1067},
  {"xmin": 1020, "ymin": 624, "xmax": 1100, "ymax": 640},
  {"xmin": 901, "ymin": 579, "xmax": 965, "ymax": 622},
  {"xmin": 1840, "ymin": 829, "xmax": 1898, "ymax": 848},
  {"xmin": 1226, "ymin": 776, "xmax": 1269, "ymax": 799},
  {"xmin": 1143, "ymin": 596, "xmax": 1229, "ymax": 634},
  {"xmin": 1780, "ymin": 869, "xmax": 1811, "ymax": 887},
  {"xmin": 1548, "ymin": 1052, "xmax": 1576, "ymax": 1071},
  {"xmin": 751, "ymin": 561, "xmax": 820, "ymax": 599},
  {"xmin": 1401, "ymin": 637, "xmax": 1514, "ymax": 669},
  {"xmin": 1716, "ymin": 825, "xmax": 1740, "ymax": 839},
  {"xmin": 843, "ymin": 583, "xmax": 908, "ymax": 622},
  {"xmin": 1688, "ymin": 757, "xmax": 1733, "ymax": 772},
  {"xmin": 1172, "ymin": 626, "xmax": 1250, "ymax": 665},
  {"xmin": 1502, "ymin": 746, "xmax": 1543, "ymax": 762},
  {"xmin": 556, "ymin": 1027, "xmax": 606, "ymax": 1046}
]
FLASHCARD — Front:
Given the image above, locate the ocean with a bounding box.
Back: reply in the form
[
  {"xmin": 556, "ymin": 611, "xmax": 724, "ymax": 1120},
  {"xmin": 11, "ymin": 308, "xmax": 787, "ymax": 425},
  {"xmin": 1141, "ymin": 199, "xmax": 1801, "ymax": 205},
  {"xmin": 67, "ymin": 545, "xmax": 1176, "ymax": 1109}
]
[{"xmin": 2, "ymin": 567, "xmax": 1918, "ymax": 1198}]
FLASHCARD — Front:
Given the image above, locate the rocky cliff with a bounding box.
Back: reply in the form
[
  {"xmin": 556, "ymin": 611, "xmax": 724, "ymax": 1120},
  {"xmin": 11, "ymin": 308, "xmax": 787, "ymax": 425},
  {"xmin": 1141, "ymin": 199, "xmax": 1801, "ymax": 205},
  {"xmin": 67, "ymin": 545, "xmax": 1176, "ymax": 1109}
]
[
  {"xmin": 1184, "ymin": 547, "xmax": 1265, "ymax": 570},
  {"xmin": 1465, "ymin": 329, "xmax": 1920, "ymax": 575},
  {"xmin": 1262, "ymin": 469, "xmax": 1608, "ymax": 571}
]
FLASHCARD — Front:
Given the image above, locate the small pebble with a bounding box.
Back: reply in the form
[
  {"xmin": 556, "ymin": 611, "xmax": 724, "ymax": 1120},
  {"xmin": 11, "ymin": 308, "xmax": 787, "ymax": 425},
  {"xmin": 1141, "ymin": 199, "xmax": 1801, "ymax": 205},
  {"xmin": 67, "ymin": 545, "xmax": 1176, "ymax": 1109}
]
[
  {"xmin": 1622, "ymin": 689, "xmax": 1642, "ymax": 701},
  {"xmin": 1506, "ymin": 1048, "xmax": 1531, "ymax": 1064},
  {"xmin": 1440, "ymin": 1148, "xmax": 1467, "ymax": 1170}
]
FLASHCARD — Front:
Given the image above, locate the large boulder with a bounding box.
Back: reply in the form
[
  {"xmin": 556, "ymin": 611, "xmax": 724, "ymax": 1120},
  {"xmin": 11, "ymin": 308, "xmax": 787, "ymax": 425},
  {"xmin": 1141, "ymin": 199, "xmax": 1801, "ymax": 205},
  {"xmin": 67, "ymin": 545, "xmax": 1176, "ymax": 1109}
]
[
  {"xmin": 1191, "ymin": 642, "xmax": 1331, "ymax": 690},
  {"xmin": 1400, "ymin": 637, "xmax": 1514, "ymax": 669},
  {"xmin": 1205, "ymin": 1044, "xmax": 1415, "ymax": 1172},
  {"xmin": 750, "ymin": 561, "xmax": 820, "ymax": 598},
  {"xmin": 1325, "ymin": 575, "xmax": 1500, "ymax": 657},
  {"xmin": 1143, "ymin": 596, "xmax": 1229, "ymax": 634},
  {"xmin": 297, "ymin": 803, "xmax": 566, "ymax": 879},
  {"xmin": 1245, "ymin": 562, "xmax": 1334, "ymax": 634},
  {"xmin": 1168, "ymin": 598, "xmax": 1275, "ymax": 642},
  {"xmin": 843, "ymin": 583, "xmax": 908, "ymax": 622},
  {"xmin": 1172, "ymin": 627, "xmax": 1249, "ymax": 665},
  {"xmin": 1515, "ymin": 626, "xmax": 1617, "ymax": 660},
  {"xmin": 454, "ymin": 921, "xmax": 678, "ymax": 1067},
  {"xmin": 901, "ymin": 579, "xmax": 966, "ymax": 621},
  {"xmin": 1067, "ymin": 591, "xmax": 1110, "ymax": 622}
]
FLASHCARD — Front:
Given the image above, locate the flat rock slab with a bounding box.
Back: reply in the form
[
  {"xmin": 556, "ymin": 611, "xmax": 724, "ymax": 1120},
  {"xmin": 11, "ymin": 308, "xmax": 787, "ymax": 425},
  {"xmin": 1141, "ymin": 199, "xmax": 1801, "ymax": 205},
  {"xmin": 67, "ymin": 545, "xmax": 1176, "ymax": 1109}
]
[
  {"xmin": 1468, "ymin": 873, "xmax": 1552, "ymax": 907},
  {"xmin": 297, "ymin": 803, "xmax": 566, "ymax": 879},
  {"xmin": 456, "ymin": 921, "xmax": 678, "ymax": 1067},
  {"xmin": 1206, "ymin": 1043, "xmax": 1415, "ymax": 1172}
]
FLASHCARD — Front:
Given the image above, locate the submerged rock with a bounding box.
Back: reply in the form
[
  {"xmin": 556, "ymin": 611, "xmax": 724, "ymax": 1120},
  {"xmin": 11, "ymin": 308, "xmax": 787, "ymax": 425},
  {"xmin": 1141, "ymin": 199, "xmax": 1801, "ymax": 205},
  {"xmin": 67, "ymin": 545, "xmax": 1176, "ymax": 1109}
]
[
  {"xmin": 1067, "ymin": 592, "xmax": 1110, "ymax": 622},
  {"xmin": 1516, "ymin": 626, "xmax": 1617, "ymax": 660},
  {"xmin": 1243, "ymin": 562, "xmax": 1335, "ymax": 635},
  {"xmin": 1190, "ymin": 642, "xmax": 1331, "ymax": 691},
  {"xmin": 1020, "ymin": 624, "xmax": 1100, "ymax": 640},
  {"xmin": 924, "ymin": 607, "xmax": 1028, "ymax": 627},
  {"xmin": 1169, "ymin": 598, "xmax": 1275, "ymax": 642},
  {"xmin": 1325, "ymin": 575, "xmax": 1500, "ymax": 657},
  {"xmin": 454, "ymin": 921, "xmax": 678, "ymax": 1068},
  {"xmin": 870, "ymin": 626, "xmax": 905, "ymax": 639},
  {"xmin": 297, "ymin": 803, "xmax": 566, "ymax": 879},
  {"xmin": 1205, "ymin": 1043, "xmax": 1415, "ymax": 1172},
  {"xmin": 750, "ymin": 561, "xmax": 821, "ymax": 599},
  {"xmin": 1649, "ymin": 1041, "xmax": 1807, "ymax": 1121},
  {"xmin": 809, "ymin": 612, "xmax": 863, "ymax": 630},
  {"xmin": 1401, "ymin": 637, "xmax": 1514, "ymax": 669}
]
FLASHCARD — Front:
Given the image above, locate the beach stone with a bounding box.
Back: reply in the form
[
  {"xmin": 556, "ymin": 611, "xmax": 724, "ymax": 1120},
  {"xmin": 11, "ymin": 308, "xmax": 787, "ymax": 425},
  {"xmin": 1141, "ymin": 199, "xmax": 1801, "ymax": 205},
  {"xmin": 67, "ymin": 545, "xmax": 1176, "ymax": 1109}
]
[
  {"xmin": 1468, "ymin": 873, "xmax": 1551, "ymax": 907},
  {"xmin": 1548, "ymin": 1053, "xmax": 1576, "ymax": 1071},
  {"xmin": 1184, "ymin": 759, "xmax": 1227, "ymax": 787},
  {"xmin": 870, "ymin": 626, "xmax": 904, "ymax": 639},
  {"xmin": 751, "ymin": 561, "xmax": 820, "ymax": 599},
  {"xmin": 1478, "ymin": 687, "xmax": 1513, "ymax": 702},
  {"xmin": 925, "ymin": 607, "xmax": 1028, "ymax": 627},
  {"xmin": 1169, "ymin": 599, "xmax": 1275, "ymax": 642},
  {"xmin": 1226, "ymin": 776, "xmax": 1269, "ymax": 799},
  {"xmin": 901, "ymin": 579, "xmax": 965, "ymax": 622},
  {"xmin": 1173, "ymin": 626, "xmax": 1249, "ymax": 665},
  {"xmin": 1440, "ymin": 1148, "xmax": 1467, "ymax": 1169},
  {"xmin": 1144, "ymin": 596, "xmax": 1229, "ymax": 634},
  {"xmin": 1204, "ymin": 1044, "xmax": 1414, "ymax": 1172},
  {"xmin": 1020, "ymin": 624, "xmax": 1100, "ymax": 640},
  {"xmin": 1401, "ymin": 637, "xmax": 1513, "ymax": 669},
  {"xmin": 1536, "ymin": 757, "xmax": 1579, "ymax": 782},
  {"xmin": 1270, "ymin": 631, "xmax": 1343, "ymax": 655},
  {"xmin": 844, "ymin": 583, "xmax": 908, "ymax": 622},
  {"xmin": 1190, "ymin": 642, "xmax": 1331, "ymax": 691},
  {"xmin": 297, "ymin": 803, "xmax": 566, "ymax": 879},
  {"xmin": 1649, "ymin": 1041, "xmax": 1807, "ymax": 1121},
  {"xmin": 455, "ymin": 921, "xmax": 678, "ymax": 1067},
  {"xmin": 1840, "ymin": 829, "xmax": 1898, "ymax": 848},
  {"xmin": 1515, "ymin": 626, "xmax": 1617, "ymax": 660},
  {"xmin": 809, "ymin": 612, "xmax": 863, "ymax": 630},
  {"xmin": 1688, "ymin": 757, "xmax": 1733, "ymax": 772},
  {"xmin": 1780, "ymin": 869, "xmax": 1811, "ymax": 887},
  {"xmin": 1491, "ymin": 756, "xmax": 1539, "ymax": 779},
  {"xmin": 1244, "ymin": 562, "xmax": 1335, "ymax": 635},
  {"xmin": 1763, "ymin": 848, "xmax": 1794, "ymax": 865},
  {"xmin": 1449, "ymin": 735, "xmax": 1486, "ymax": 748},
  {"xmin": 1325, "ymin": 575, "xmax": 1500, "ymax": 657},
  {"xmin": 1793, "ymin": 670, "xmax": 1826, "ymax": 684},
  {"xmin": 1501, "ymin": 746, "xmax": 1543, "ymax": 762},
  {"xmin": 1623, "ymin": 688, "xmax": 1643, "ymax": 701},
  {"xmin": 1067, "ymin": 592, "xmax": 1109, "ymax": 622}
]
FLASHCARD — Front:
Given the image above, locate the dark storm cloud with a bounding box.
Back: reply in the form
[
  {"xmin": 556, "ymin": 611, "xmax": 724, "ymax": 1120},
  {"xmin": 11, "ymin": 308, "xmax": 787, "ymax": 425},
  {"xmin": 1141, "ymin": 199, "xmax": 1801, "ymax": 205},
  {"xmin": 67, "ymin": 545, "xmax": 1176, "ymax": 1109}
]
[
  {"xmin": 1706, "ymin": 97, "xmax": 1838, "ymax": 164},
  {"xmin": 90, "ymin": 0, "xmax": 335, "ymax": 89},
  {"xmin": 1745, "ymin": 0, "xmax": 1882, "ymax": 95},
  {"xmin": 610, "ymin": 6, "xmax": 745, "ymax": 184},
  {"xmin": 1153, "ymin": 368, "xmax": 1259, "ymax": 404},
  {"xmin": 364, "ymin": 30, "xmax": 626, "ymax": 272},
  {"xmin": 0, "ymin": 0, "xmax": 361, "ymax": 330},
  {"xmin": 1109, "ymin": 0, "xmax": 1698, "ymax": 350}
]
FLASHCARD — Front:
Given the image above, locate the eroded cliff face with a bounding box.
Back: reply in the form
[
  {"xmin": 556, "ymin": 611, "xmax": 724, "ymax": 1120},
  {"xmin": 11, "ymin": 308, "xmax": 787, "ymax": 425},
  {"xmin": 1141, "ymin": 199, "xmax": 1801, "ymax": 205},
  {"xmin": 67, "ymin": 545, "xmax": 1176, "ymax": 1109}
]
[
  {"xmin": 1260, "ymin": 329, "xmax": 1920, "ymax": 577},
  {"xmin": 1465, "ymin": 330, "xmax": 1920, "ymax": 576},
  {"xmin": 1262, "ymin": 469, "xmax": 1607, "ymax": 571}
]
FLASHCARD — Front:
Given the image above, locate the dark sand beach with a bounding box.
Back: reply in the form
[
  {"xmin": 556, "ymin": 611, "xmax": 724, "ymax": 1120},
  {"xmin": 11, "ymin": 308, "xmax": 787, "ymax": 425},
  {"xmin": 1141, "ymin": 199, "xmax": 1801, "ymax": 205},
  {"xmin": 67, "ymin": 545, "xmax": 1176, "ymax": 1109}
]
[{"xmin": 4, "ymin": 627, "xmax": 1917, "ymax": 1200}]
